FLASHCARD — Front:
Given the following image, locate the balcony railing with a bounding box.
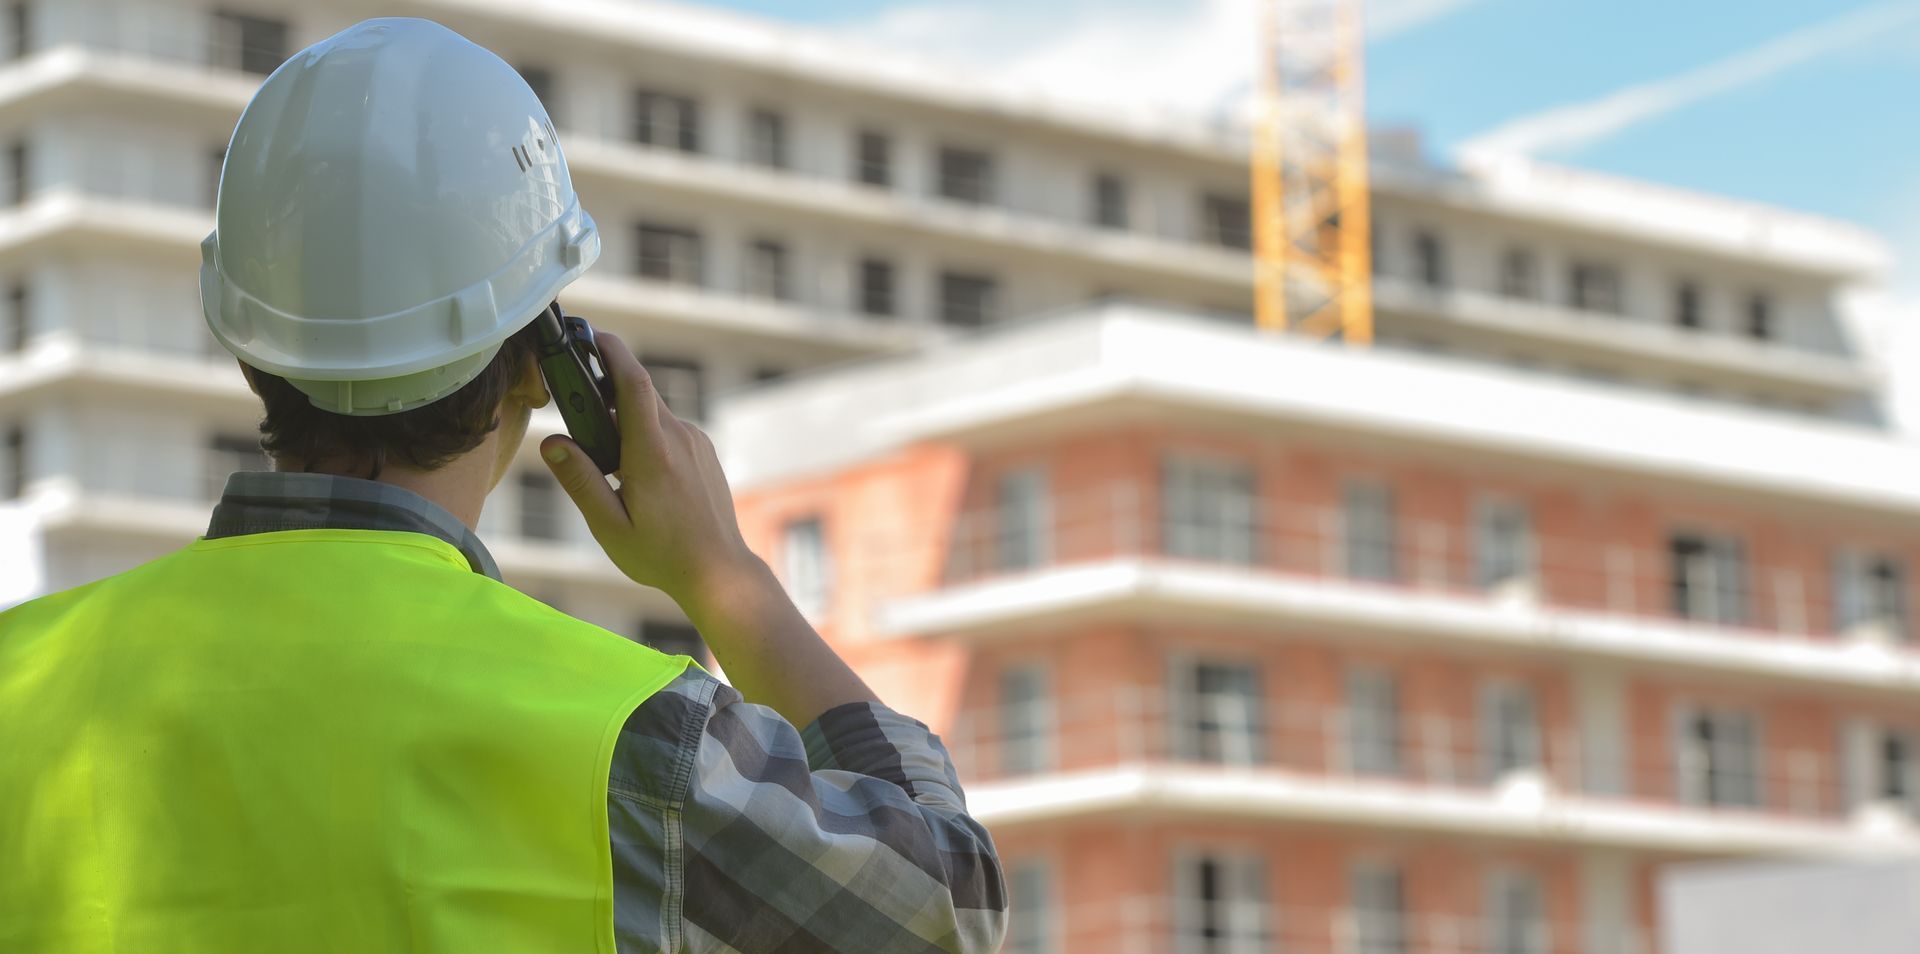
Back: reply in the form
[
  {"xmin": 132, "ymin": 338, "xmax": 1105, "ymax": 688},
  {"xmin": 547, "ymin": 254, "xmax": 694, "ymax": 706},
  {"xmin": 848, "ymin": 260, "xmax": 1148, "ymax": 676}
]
[
  {"xmin": 863, "ymin": 481, "xmax": 1912, "ymax": 650},
  {"xmin": 1024, "ymin": 897, "xmax": 1647, "ymax": 954},
  {"xmin": 953, "ymin": 687, "xmax": 1849, "ymax": 822}
]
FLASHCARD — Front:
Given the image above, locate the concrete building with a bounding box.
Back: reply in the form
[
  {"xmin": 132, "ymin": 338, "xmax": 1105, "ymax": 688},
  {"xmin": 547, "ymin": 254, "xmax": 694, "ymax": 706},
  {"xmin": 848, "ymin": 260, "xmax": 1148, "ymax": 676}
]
[{"xmin": 0, "ymin": 1, "xmax": 1913, "ymax": 952}]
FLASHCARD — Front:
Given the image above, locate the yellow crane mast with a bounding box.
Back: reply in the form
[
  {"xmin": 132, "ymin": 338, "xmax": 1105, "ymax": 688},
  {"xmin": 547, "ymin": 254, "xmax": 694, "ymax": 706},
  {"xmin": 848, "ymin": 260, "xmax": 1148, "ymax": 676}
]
[{"xmin": 1252, "ymin": 0, "xmax": 1374, "ymax": 344}]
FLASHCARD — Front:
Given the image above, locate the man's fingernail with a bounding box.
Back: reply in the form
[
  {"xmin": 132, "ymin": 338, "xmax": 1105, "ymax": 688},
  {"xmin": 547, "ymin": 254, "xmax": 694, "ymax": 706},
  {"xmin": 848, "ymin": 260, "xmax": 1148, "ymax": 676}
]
[{"xmin": 544, "ymin": 444, "xmax": 568, "ymax": 463}]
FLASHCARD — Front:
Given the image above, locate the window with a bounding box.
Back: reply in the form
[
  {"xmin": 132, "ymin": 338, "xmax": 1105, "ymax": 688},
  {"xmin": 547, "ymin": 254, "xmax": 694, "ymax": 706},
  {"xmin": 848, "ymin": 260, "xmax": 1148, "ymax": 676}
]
[
  {"xmin": 207, "ymin": 146, "xmax": 227, "ymax": 210},
  {"xmin": 1480, "ymin": 682, "xmax": 1542, "ymax": 782},
  {"xmin": 1412, "ymin": 230, "xmax": 1446, "ymax": 287},
  {"xmin": 938, "ymin": 271, "xmax": 997, "ymax": 328},
  {"xmin": 746, "ymin": 107, "xmax": 787, "ymax": 169},
  {"xmin": 781, "ymin": 516, "xmax": 831, "ymax": 618},
  {"xmin": 1878, "ymin": 729, "xmax": 1915, "ymax": 806},
  {"xmin": 1005, "ymin": 860, "xmax": 1053, "ymax": 954},
  {"xmin": 1835, "ymin": 551, "xmax": 1907, "ymax": 641},
  {"xmin": 633, "ymin": 90, "xmax": 700, "ymax": 152},
  {"xmin": 1202, "ymin": 193, "xmax": 1252, "ymax": 250},
  {"xmin": 1500, "ymin": 248, "xmax": 1537, "ymax": 299},
  {"xmin": 644, "ymin": 356, "xmax": 704, "ymax": 422},
  {"xmin": 1176, "ymin": 659, "xmax": 1262, "ymax": 765},
  {"xmin": 854, "ymin": 129, "xmax": 891, "ymax": 187},
  {"xmin": 1000, "ymin": 665, "xmax": 1053, "ymax": 775},
  {"xmin": 995, "ymin": 468, "xmax": 1049, "ymax": 572},
  {"xmin": 7, "ymin": 2, "xmax": 28, "ymax": 60},
  {"xmin": 1350, "ymin": 862, "xmax": 1407, "ymax": 954},
  {"xmin": 6, "ymin": 139, "xmax": 26, "ymax": 206},
  {"xmin": 637, "ymin": 619, "xmax": 709, "ymax": 666},
  {"xmin": 1346, "ymin": 668, "xmax": 1401, "ymax": 777},
  {"xmin": 517, "ymin": 471, "xmax": 561, "ymax": 541},
  {"xmin": 1474, "ymin": 498, "xmax": 1532, "ymax": 589},
  {"xmin": 936, "ymin": 146, "xmax": 994, "ymax": 204},
  {"xmin": 3, "ymin": 424, "xmax": 22, "ymax": 499},
  {"xmin": 1569, "ymin": 262, "xmax": 1623, "ymax": 314},
  {"xmin": 634, "ymin": 223, "xmax": 702, "ymax": 286},
  {"xmin": 1668, "ymin": 531, "xmax": 1746, "ymax": 625},
  {"xmin": 1343, "ymin": 480, "xmax": 1397, "ymax": 583},
  {"xmin": 745, "ymin": 238, "xmax": 791, "ymax": 301},
  {"xmin": 1677, "ymin": 706, "xmax": 1761, "ymax": 808},
  {"xmin": 3, "ymin": 280, "xmax": 24, "ymax": 352},
  {"xmin": 1487, "ymin": 870, "xmax": 1549, "ymax": 954},
  {"xmin": 1161, "ymin": 456, "xmax": 1257, "ymax": 565},
  {"xmin": 1177, "ymin": 853, "xmax": 1267, "ymax": 954},
  {"xmin": 518, "ymin": 66, "xmax": 558, "ymax": 125},
  {"xmin": 1746, "ymin": 293, "xmax": 1774, "ymax": 341},
  {"xmin": 205, "ymin": 434, "xmax": 266, "ymax": 500},
  {"xmin": 858, "ymin": 258, "xmax": 896, "ymax": 318},
  {"xmin": 211, "ymin": 10, "xmax": 288, "ymax": 75},
  {"xmin": 1674, "ymin": 281, "xmax": 1703, "ymax": 329},
  {"xmin": 1092, "ymin": 172, "xmax": 1128, "ymax": 229}
]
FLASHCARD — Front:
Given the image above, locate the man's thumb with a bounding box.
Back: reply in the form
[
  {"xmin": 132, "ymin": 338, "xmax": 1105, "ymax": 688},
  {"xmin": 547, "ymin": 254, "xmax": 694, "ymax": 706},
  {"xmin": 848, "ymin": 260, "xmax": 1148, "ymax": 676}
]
[{"xmin": 540, "ymin": 434, "xmax": 623, "ymax": 528}]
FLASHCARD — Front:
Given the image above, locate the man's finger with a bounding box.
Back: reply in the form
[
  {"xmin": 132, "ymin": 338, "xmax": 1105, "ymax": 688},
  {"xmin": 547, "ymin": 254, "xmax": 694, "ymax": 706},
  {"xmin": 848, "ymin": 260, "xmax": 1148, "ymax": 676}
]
[
  {"xmin": 540, "ymin": 434, "xmax": 626, "ymax": 533},
  {"xmin": 593, "ymin": 332, "xmax": 663, "ymax": 447}
]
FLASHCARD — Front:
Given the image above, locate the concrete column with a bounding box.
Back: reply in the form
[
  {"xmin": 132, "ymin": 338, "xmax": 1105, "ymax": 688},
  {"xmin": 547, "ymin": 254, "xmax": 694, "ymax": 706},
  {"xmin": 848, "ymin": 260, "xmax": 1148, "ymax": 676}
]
[
  {"xmin": 1581, "ymin": 850, "xmax": 1635, "ymax": 954},
  {"xmin": 1575, "ymin": 664, "xmax": 1627, "ymax": 796}
]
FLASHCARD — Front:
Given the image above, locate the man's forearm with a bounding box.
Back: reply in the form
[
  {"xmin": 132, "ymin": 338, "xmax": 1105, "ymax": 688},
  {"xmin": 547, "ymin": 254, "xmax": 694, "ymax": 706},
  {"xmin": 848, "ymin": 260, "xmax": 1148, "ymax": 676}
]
[{"xmin": 676, "ymin": 554, "xmax": 880, "ymax": 730}]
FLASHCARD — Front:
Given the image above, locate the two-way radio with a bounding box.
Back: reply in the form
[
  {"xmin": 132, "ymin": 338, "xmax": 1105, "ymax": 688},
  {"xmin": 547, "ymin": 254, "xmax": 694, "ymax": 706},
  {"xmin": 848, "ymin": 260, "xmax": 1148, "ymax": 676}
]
[{"xmin": 531, "ymin": 302, "xmax": 622, "ymax": 475}]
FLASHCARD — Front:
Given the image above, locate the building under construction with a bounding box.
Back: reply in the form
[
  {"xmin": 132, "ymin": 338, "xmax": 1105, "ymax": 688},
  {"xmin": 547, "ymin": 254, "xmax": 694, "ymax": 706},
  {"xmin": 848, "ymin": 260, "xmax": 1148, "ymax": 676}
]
[{"xmin": 0, "ymin": 2, "xmax": 1913, "ymax": 952}]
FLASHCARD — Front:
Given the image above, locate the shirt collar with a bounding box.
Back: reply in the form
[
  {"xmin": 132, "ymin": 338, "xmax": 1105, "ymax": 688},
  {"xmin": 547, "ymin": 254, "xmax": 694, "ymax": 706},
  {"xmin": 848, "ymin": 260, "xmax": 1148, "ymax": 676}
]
[{"xmin": 205, "ymin": 471, "xmax": 503, "ymax": 581}]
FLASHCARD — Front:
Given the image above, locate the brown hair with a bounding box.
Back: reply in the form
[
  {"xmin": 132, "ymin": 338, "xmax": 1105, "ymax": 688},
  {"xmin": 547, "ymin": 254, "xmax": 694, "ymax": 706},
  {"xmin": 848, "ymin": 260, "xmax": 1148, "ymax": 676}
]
[{"xmin": 248, "ymin": 322, "xmax": 542, "ymax": 479}]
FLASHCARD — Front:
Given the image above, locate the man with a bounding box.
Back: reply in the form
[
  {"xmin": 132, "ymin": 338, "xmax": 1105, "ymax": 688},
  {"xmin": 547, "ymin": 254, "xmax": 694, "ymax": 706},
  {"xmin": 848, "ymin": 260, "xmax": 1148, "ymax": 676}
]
[{"xmin": 0, "ymin": 18, "xmax": 1006, "ymax": 954}]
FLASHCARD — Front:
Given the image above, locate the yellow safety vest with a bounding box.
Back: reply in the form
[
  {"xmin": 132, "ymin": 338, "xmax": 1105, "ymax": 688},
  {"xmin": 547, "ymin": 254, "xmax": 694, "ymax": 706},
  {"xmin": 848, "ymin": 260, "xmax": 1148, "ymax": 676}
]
[{"xmin": 0, "ymin": 528, "xmax": 689, "ymax": 953}]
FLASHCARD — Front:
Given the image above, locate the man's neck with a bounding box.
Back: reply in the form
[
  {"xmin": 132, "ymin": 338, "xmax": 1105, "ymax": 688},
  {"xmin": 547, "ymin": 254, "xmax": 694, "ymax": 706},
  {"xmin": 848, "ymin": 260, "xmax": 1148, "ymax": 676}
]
[{"xmin": 280, "ymin": 439, "xmax": 497, "ymax": 531}]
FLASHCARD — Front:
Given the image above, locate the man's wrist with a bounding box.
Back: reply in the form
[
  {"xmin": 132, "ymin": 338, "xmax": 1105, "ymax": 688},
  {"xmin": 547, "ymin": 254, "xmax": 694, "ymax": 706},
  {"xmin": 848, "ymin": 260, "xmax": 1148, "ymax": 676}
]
[{"xmin": 675, "ymin": 547, "xmax": 780, "ymax": 628}]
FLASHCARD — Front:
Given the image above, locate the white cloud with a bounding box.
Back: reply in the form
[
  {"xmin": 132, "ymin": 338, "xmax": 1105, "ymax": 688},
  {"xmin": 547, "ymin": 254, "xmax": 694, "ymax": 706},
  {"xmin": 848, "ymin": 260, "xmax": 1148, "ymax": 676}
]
[
  {"xmin": 830, "ymin": 0, "xmax": 1484, "ymax": 119},
  {"xmin": 1459, "ymin": 1, "xmax": 1920, "ymax": 159}
]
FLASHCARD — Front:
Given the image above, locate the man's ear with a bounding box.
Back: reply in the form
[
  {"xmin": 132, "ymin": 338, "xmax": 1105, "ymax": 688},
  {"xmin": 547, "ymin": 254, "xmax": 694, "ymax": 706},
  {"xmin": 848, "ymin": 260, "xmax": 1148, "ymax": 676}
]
[{"xmin": 509, "ymin": 352, "xmax": 551, "ymax": 410}]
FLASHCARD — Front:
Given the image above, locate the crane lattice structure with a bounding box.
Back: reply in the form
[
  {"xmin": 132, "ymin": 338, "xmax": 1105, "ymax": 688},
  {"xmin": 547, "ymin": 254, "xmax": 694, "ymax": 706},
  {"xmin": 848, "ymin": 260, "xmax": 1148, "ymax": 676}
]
[{"xmin": 1252, "ymin": 0, "xmax": 1373, "ymax": 344}]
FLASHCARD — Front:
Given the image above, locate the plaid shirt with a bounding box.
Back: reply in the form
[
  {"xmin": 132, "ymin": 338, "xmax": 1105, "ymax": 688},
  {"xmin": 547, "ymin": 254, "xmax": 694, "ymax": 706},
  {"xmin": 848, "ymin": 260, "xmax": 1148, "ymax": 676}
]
[{"xmin": 206, "ymin": 472, "xmax": 1008, "ymax": 953}]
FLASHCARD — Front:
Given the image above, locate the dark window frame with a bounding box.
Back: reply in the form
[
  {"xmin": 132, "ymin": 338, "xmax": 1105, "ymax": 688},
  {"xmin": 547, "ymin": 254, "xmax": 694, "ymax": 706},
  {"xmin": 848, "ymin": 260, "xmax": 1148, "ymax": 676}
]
[
  {"xmin": 1201, "ymin": 193, "xmax": 1252, "ymax": 250},
  {"xmin": 1412, "ymin": 230, "xmax": 1447, "ymax": 288},
  {"xmin": 633, "ymin": 222, "xmax": 704, "ymax": 286},
  {"xmin": 642, "ymin": 355, "xmax": 706, "ymax": 422},
  {"xmin": 858, "ymin": 257, "xmax": 896, "ymax": 318},
  {"xmin": 3, "ymin": 280, "xmax": 24, "ymax": 353},
  {"xmin": 745, "ymin": 237, "xmax": 792, "ymax": 302},
  {"xmin": 1092, "ymin": 172, "xmax": 1128, "ymax": 229},
  {"xmin": 633, "ymin": 89, "xmax": 701, "ymax": 153},
  {"xmin": 854, "ymin": 128, "xmax": 891, "ymax": 187},
  {"xmin": 936, "ymin": 145, "xmax": 995, "ymax": 205},
  {"xmin": 1569, "ymin": 261, "xmax": 1624, "ymax": 314},
  {"xmin": 1746, "ymin": 292, "xmax": 1775, "ymax": 341},
  {"xmin": 1499, "ymin": 247, "xmax": 1537, "ymax": 300},
  {"xmin": 746, "ymin": 106, "xmax": 788, "ymax": 170},
  {"xmin": 938, "ymin": 271, "xmax": 998, "ymax": 328},
  {"xmin": 1674, "ymin": 280, "xmax": 1704, "ymax": 329},
  {"xmin": 211, "ymin": 8, "xmax": 290, "ymax": 76}
]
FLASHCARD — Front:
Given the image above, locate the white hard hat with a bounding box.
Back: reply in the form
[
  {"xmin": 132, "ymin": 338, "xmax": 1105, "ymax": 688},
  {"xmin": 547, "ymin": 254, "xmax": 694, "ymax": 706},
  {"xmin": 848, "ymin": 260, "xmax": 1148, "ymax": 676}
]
[{"xmin": 201, "ymin": 17, "xmax": 601, "ymax": 415}]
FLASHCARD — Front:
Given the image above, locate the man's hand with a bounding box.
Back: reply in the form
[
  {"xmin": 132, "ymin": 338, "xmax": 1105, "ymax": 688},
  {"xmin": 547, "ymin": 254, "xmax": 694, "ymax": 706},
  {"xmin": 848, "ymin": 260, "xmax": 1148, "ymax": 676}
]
[
  {"xmin": 539, "ymin": 331, "xmax": 753, "ymax": 614},
  {"xmin": 540, "ymin": 330, "xmax": 881, "ymax": 726}
]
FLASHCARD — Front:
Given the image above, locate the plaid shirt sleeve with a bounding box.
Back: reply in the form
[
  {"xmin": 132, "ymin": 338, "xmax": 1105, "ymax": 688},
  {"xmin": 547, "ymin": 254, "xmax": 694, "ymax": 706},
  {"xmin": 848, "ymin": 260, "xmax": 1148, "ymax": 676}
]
[{"xmin": 607, "ymin": 668, "xmax": 1008, "ymax": 954}]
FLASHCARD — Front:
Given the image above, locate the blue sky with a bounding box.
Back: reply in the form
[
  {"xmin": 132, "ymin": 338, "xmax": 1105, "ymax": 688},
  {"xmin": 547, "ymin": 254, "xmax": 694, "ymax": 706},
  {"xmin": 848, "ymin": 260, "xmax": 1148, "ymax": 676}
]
[{"xmin": 703, "ymin": 0, "xmax": 1920, "ymax": 285}]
